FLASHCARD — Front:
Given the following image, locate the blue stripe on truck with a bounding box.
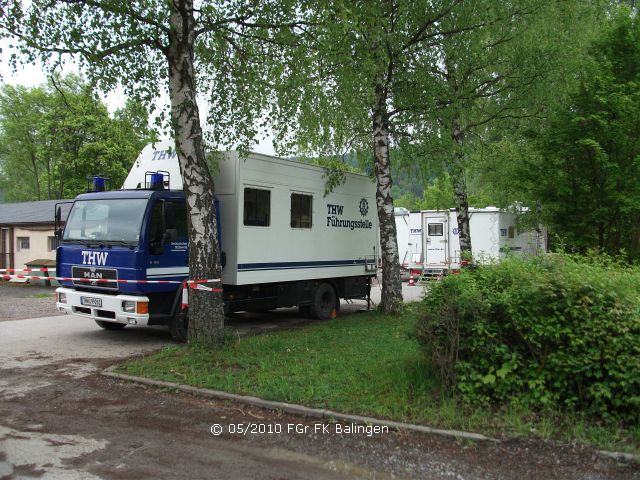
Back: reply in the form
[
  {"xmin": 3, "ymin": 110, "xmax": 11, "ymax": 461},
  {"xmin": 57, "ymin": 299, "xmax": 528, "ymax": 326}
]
[{"xmin": 238, "ymin": 259, "xmax": 367, "ymax": 272}]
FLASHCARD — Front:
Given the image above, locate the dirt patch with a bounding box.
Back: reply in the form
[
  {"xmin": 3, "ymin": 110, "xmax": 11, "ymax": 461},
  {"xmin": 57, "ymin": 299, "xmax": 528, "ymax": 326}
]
[
  {"xmin": 1, "ymin": 360, "xmax": 638, "ymax": 480},
  {"xmin": 12, "ymin": 463, "xmax": 46, "ymax": 477},
  {"xmin": 14, "ymin": 353, "xmax": 54, "ymax": 362}
]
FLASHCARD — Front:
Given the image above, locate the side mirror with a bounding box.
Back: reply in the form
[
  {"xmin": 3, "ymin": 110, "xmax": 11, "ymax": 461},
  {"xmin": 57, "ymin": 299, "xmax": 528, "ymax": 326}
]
[{"xmin": 54, "ymin": 206, "xmax": 62, "ymax": 239}]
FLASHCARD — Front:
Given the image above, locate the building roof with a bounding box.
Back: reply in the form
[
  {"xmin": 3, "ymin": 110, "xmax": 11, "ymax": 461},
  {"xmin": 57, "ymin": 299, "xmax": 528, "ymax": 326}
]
[{"xmin": 0, "ymin": 199, "xmax": 72, "ymax": 225}]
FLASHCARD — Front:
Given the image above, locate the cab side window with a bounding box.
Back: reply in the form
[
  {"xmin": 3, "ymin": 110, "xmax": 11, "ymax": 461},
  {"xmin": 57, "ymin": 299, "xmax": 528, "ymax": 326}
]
[
  {"xmin": 149, "ymin": 201, "xmax": 164, "ymax": 254},
  {"xmin": 165, "ymin": 201, "xmax": 188, "ymax": 239},
  {"xmin": 149, "ymin": 200, "xmax": 188, "ymax": 255}
]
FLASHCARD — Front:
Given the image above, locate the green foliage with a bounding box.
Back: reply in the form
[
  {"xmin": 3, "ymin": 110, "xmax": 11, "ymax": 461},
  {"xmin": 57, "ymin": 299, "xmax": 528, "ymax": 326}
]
[
  {"xmin": 0, "ymin": 75, "xmax": 150, "ymax": 201},
  {"xmin": 307, "ymin": 154, "xmax": 363, "ymax": 195},
  {"xmin": 470, "ymin": 8, "xmax": 640, "ymax": 258},
  {"xmin": 394, "ymin": 191, "xmax": 421, "ymax": 211},
  {"xmin": 393, "ymin": 171, "xmax": 497, "ymax": 211},
  {"xmin": 1, "ymin": 0, "xmax": 292, "ymax": 151},
  {"xmin": 396, "ymin": 0, "xmax": 605, "ymax": 229},
  {"xmin": 400, "ymin": 0, "xmax": 596, "ymax": 227},
  {"xmin": 528, "ymin": 11, "xmax": 640, "ymax": 257},
  {"xmin": 394, "ymin": 174, "xmax": 454, "ymax": 211},
  {"xmin": 416, "ymin": 254, "xmax": 640, "ymax": 423}
]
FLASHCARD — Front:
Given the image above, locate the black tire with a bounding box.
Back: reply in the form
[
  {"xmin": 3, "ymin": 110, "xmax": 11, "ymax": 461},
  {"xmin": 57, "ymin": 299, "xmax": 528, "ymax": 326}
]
[
  {"xmin": 169, "ymin": 310, "xmax": 189, "ymax": 343},
  {"xmin": 309, "ymin": 283, "xmax": 339, "ymax": 320},
  {"xmin": 94, "ymin": 320, "xmax": 126, "ymax": 330}
]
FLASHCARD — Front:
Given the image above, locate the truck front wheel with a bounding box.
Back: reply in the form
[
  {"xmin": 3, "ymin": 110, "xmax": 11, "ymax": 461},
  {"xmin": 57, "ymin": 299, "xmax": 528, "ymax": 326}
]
[
  {"xmin": 94, "ymin": 320, "xmax": 126, "ymax": 331},
  {"xmin": 309, "ymin": 283, "xmax": 339, "ymax": 320},
  {"xmin": 169, "ymin": 310, "xmax": 189, "ymax": 343}
]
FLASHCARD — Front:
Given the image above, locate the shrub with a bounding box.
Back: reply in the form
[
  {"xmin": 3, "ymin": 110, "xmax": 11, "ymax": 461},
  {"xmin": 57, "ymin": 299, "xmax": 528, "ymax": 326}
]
[{"xmin": 416, "ymin": 254, "xmax": 640, "ymax": 422}]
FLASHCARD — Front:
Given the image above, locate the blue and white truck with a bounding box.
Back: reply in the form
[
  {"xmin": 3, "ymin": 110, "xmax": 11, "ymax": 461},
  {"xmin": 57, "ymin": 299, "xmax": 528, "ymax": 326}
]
[{"xmin": 55, "ymin": 141, "xmax": 379, "ymax": 340}]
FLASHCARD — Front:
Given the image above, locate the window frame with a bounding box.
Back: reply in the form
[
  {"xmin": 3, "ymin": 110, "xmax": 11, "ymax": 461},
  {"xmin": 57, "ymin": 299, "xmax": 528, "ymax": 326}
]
[
  {"xmin": 290, "ymin": 192, "xmax": 313, "ymax": 229},
  {"xmin": 17, "ymin": 237, "xmax": 30, "ymax": 251},
  {"xmin": 427, "ymin": 223, "xmax": 444, "ymax": 237},
  {"xmin": 47, "ymin": 236, "xmax": 60, "ymax": 252},
  {"xmin": 243, "ymin": 187, "xmax": 271, "ymax": 227}
]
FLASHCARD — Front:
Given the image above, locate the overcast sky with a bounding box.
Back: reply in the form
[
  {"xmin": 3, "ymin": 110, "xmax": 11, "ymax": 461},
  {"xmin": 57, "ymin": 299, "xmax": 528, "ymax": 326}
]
[{"xmin": 0, "ymin": 40, "xmax": 277, "ymax": 155}]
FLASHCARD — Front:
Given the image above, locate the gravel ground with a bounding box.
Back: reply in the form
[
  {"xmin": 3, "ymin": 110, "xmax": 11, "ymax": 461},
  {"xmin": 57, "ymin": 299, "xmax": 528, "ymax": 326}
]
[{"xmin": 0, "ymin": 282, "xmax": 61, "ymax": 322}]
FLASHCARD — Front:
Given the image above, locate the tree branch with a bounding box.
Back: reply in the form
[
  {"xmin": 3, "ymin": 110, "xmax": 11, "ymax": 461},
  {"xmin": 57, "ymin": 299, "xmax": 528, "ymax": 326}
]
[
  {"xmin": 56, "ymin": 0, "xmax": 169, "ymax": 33},
  {"xmin": 401, "ymin": 0, "xmax": 464, "ymax": 51},
  {"xmin": 2, "ymin": 27, "xmax": 164, "ymax": 60}
]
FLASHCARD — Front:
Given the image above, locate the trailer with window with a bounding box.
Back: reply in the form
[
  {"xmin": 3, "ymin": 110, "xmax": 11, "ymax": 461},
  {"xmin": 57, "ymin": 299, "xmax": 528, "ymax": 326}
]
[
  {"xmin": 395, "ymin": 207, "xmax": 546, "ymax": 277},
  {"xmin": 55, "ymin": 141, "xmax": 378, "ymax": 340}
]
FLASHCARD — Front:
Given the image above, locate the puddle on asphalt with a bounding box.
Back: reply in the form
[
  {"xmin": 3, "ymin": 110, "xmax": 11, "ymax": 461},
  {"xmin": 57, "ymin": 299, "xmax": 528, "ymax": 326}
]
[{"xmin": 0, "ymin": 425, "xmax": 107, "ymax": 479}]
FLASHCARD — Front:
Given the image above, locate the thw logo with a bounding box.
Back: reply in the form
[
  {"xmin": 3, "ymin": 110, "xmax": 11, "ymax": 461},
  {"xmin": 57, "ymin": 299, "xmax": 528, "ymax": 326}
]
[{"xmin": 81, "ymin": 251, "xmax": 109, "ymax": 266}]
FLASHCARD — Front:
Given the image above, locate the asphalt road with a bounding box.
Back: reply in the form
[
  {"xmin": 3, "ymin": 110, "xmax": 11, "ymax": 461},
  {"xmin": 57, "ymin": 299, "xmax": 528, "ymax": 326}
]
[{"xmin": 0, "ymin": 285, "xmax": 638, "ymax": 479}]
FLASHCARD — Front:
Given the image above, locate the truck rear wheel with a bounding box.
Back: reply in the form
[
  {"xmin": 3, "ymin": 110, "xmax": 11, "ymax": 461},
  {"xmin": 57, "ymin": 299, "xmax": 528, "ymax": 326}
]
[
  {"xmin": 94, "ymin": 320, "xmax": 126, "ymax": 330},
  {"xmin": 169, "ymin": 310, "xmax": 189, "ymax": 343},
  {"xmin": 309, "ymin": 283, "xmax": 339, "ymax": 320}
]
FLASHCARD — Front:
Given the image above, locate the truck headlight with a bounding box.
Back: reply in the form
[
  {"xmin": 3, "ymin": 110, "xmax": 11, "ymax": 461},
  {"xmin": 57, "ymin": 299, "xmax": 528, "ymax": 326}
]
[
  {"xmin": 122, "ymin": 300, "xmax": 136, "ymax": 313},
  {"xmin": 57, "ymin": 292, "xmax": 67, "ymax": 304}
]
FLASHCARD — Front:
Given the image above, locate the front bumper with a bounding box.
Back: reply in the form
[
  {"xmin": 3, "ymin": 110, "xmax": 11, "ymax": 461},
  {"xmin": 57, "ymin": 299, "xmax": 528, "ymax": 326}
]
[{"xmin": 55, "ymin": 287, "xmax": 150, "ymax": 326}]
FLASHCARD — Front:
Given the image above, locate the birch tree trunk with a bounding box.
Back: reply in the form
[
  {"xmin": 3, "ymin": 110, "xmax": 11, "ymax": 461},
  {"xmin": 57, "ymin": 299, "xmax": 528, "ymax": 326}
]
[
  {"xmin": 451, "ymin": 117, "xmax": 472, "ymax": 258},
  {"xmin": 167, "ymin": 0, "xmax": 224, "ymax": 347},
  {"xmin": 373, "ymin": 83, "xmax": 403, "ymax": 313},
  {"xmin": 29, "ymin": 151, "xmax": 41, "ymax": 200}
]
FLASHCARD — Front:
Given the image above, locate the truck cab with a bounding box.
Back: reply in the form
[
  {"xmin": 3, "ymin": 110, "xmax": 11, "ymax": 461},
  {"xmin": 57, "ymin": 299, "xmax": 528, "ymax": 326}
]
[{"xmin": 56, "ymin": 188, "xmax": 188, "ymax": 330}]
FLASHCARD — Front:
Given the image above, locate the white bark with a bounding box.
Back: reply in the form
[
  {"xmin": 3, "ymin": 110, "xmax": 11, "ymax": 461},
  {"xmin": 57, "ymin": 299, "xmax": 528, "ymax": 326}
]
[
  {"xmin": 373, "ymin": 83, "xmax": 403, "ymax": 313},
  {"xmin": 167, "ymin": 0, "xmax": 224, "ymax": 346},
  {"xmin": 451, "ymin": 117, "xmax": 472, "ymax": 257}
]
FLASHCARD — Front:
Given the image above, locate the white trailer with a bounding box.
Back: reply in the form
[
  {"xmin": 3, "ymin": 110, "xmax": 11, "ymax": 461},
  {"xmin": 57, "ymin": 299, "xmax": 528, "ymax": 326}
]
[
  {"xmin": 394, "ymin": 208, "xmax": 424, "ymax": 269},
  {"xmin": 394, "ymin": 206, "xmax": 545, "ymax": 276}
]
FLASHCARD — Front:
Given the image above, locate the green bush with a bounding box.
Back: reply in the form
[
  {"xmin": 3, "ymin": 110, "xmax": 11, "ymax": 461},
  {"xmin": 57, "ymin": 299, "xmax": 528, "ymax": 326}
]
[{"xmin": 416, "ymin": 254, "xmax": 640, "ymax": 422}]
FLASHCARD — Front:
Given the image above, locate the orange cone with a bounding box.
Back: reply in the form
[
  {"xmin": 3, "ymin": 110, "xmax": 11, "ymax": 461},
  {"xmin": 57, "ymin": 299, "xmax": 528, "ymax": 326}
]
[{"xmin": 409, "ymin": 272, "xmax": 415, "ymax": 286}]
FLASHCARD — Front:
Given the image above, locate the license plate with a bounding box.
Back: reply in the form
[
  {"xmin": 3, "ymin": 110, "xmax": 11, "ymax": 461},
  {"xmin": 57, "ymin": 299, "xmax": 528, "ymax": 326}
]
[{"xmin": 81, "ymin": 296, "xmax": 102, "ymax": 307}]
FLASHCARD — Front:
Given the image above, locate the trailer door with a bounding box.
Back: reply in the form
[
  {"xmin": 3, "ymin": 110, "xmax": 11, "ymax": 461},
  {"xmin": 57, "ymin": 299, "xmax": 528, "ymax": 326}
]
[{"xmin": 424, "ymin": 216, "xmax": 448, "ymax": 265}]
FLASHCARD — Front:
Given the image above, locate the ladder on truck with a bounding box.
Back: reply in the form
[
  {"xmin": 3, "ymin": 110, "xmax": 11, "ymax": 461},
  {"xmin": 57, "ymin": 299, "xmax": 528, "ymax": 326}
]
[
  {"xmin": 417, "ymin": 266, "xmax": 448, "ymax": 283},
  {"xmin": 416, "ymin": 269, "xmax": 429, "ymax": 285}
]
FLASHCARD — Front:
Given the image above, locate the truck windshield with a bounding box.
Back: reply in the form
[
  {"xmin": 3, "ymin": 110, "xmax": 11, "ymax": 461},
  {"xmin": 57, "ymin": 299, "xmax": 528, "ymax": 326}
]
[{"xmin": 63, "ymin": 199, "xmax": 149, "ymax": 244}]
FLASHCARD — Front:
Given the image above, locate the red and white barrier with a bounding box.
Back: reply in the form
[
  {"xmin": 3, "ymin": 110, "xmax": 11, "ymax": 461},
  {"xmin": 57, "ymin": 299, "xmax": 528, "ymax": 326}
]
[
  {"xmin": 0, "ymin": 268, "xmax": 56, "ymax": 273},
  {"xmin": 180, "ymin": 281, "xmax": 223, "ymax": 309},
  {"xmin": 1, "ymin": 273, "xmax": 221, "ymax": 291}
]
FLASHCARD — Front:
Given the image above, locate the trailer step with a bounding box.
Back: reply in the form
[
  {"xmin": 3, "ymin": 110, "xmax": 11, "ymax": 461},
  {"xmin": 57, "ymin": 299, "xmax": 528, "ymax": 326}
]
[{"xmin": 417, "ymin": 269, "xmax": 446, "ymax": 284}]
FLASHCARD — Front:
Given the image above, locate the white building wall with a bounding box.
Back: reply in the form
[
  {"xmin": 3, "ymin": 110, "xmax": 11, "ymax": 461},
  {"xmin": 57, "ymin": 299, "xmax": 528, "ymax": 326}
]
[{"xmin": 13, "ymin": 226, "xmax": 57, "ymax": 268}]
